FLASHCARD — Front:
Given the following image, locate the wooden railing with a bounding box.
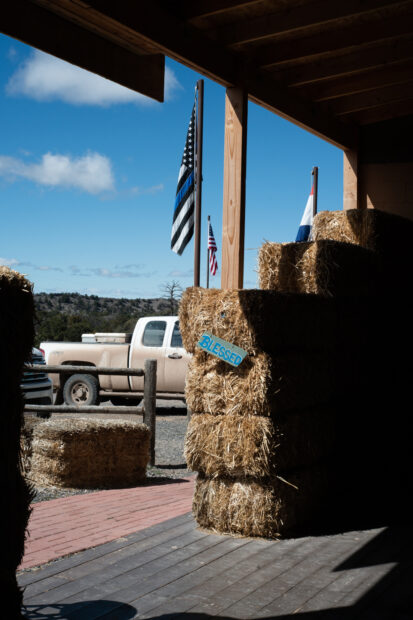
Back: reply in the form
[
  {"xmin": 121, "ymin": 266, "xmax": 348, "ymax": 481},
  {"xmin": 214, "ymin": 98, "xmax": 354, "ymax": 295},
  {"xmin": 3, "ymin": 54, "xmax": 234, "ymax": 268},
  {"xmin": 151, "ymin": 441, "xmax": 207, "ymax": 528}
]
[{"xmin": 24, "ymin": 359, "xmax": 157, "ymax": 466}]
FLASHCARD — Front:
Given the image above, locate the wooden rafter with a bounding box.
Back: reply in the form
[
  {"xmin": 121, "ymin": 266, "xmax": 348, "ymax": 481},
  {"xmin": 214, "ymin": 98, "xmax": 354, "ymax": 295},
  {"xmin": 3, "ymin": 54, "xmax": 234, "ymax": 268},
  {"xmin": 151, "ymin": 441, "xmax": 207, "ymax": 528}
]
[
  {"xmin": 333, "ymin": 81, "xmax": 413, "ymax": 115},
  {"xmin": 2, "ymin": 0, "xmax": 165, "ymax": 101},
  {"xmin": 179, "ymin": 0, "xmax": 264, "ymax": 21},
  {"xmin": 350, "ymin": 98, "xmax": 413, "ymax": 123},
  {"xmin": 253, "ymin": 9, "xmax": 413, "ymax": 68},
  {"xmin": 294, "ymin": 60, "xmax": 413, "ymax": 101},
  {"xmin": 210, "ymin": 0, "xmax": 402, "ymax": 47},
  {"xmin": 268, "ymin": 36, "xmax": 413, "ymax": 85}
]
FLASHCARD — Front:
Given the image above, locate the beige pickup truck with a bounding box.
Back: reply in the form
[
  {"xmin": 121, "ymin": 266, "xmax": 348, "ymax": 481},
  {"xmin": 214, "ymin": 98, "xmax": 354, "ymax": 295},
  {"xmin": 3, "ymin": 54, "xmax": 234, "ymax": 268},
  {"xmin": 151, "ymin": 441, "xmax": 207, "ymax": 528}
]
[{"xmin": 40, "ymin": 316, "xmax": 190, "ymax": 406}]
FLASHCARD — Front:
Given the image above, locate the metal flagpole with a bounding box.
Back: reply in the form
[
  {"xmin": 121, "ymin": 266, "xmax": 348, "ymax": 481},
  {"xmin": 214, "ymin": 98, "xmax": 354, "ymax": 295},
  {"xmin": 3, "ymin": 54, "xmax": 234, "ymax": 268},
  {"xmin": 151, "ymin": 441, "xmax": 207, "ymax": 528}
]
[
  {"xmin": 206, "ymin": 215, "xmax": 210, "ymax": 289},
  {"xmin": 312, "ymin": 166, "xmax": 318, "ymax": 217},
  {"xmin": 194, "ymin": 79, "xmax": 204, "ymax": 286}
]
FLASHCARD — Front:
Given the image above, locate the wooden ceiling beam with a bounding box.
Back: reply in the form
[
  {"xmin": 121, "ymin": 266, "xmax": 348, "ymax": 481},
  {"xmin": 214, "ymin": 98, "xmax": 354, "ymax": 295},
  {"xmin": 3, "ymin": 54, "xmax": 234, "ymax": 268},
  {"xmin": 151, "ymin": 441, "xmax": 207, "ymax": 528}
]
[
  {"xmin": 268, "ymin": 36, "xmax": 413, "ymax": 85},
  {"xmin": 2, "ymin": 0, "xmax": 165, "ymax": 101},
  {"xmin": 212, "ymin": 0, "xmax": 400, "ymax": 47},
  {"xmin": 349, "ymin": 99, "xmax": 413, "ymax": 124},
  {"xmin": 47, "ymin": 0, "xmax": 357, "ymax": 149},
  {"xmin": 332, "ymin": 81, "xmax": 413, "ymax": 115},
  {"xmin": 255, "ymin": 10, "xmax": 413, "ymax": 68},
  {"xmin": 295, "ymin": 60, "xmax": 413, "ymax": 101},
  {"xmin": 177, "ymin": 0, "xmax": 263, "ymax": 20}
]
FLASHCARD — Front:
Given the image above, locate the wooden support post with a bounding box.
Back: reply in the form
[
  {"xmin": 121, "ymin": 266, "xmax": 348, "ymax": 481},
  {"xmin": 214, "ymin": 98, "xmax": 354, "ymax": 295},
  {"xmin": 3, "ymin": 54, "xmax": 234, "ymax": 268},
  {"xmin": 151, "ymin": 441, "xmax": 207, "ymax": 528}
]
[
  {"xmin": 343, "ymin": 149, "xmax": 361, "ymax": 210},
  {"xmin": 143, "ymin": 359, "xmax": 157, "ymax": 467},
  {"xmin": 221, "ymin": 87, "xmax": 248, "ymax": 289}
]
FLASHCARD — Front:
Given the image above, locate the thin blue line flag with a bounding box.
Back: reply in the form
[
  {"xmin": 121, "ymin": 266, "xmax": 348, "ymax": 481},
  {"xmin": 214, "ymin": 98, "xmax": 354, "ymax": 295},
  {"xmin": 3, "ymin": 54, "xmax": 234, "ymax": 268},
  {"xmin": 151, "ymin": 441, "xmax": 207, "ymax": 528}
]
[{"xmin": 171, "ymin": 102, "xmax": 196, "ymax": 255}]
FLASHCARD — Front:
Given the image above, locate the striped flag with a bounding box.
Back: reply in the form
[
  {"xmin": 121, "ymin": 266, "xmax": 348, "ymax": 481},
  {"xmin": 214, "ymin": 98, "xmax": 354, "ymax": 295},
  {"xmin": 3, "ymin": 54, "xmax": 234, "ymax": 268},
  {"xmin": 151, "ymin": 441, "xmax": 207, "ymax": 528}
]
[
  {"xmin": 296, "ymin": 184, "xmax": 314, "ymax": 242},
  {"xmin": 171, "ymin": 103, "xmax": 196, "ymax": 255},
  {"xmin": 208, "ymin": 220, "xmax": 218, "ymax": 276}
]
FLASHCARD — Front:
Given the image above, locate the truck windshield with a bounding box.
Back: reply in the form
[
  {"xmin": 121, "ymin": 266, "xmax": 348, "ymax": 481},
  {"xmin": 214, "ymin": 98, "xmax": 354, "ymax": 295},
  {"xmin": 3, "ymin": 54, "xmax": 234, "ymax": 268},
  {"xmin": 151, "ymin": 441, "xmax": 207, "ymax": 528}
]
[{"xmin": 142, "ymin": 321, "xmax": 167, "ymax": 346}]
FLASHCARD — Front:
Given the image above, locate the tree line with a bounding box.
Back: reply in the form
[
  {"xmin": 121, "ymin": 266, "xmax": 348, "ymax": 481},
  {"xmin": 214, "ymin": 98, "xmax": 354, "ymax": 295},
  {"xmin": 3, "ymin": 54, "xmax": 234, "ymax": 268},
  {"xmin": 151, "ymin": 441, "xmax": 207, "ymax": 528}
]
[{"xmin": 34, "ymin": 284, "xmax": 183, "ymax": 347}]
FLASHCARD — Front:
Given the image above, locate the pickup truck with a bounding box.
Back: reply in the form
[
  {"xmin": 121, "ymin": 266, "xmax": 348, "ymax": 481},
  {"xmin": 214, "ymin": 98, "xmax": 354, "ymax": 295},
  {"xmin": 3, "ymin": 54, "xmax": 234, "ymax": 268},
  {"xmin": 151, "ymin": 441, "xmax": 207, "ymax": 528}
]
[{"xmin": 40, "ymin": 316, "xmax": 190, "ymax": 406}]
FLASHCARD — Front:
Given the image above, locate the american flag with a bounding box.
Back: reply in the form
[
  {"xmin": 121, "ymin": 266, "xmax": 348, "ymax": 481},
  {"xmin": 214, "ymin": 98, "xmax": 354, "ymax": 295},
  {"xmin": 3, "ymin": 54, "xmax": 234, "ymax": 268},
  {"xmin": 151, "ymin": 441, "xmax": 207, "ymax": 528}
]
[
  {"xmin": 208, "ymin": 220, "xmax": 218, "ymax": 276},
  {"xmin": 171, "ymin": 103, "xmax": 196, "ymax": 255}
]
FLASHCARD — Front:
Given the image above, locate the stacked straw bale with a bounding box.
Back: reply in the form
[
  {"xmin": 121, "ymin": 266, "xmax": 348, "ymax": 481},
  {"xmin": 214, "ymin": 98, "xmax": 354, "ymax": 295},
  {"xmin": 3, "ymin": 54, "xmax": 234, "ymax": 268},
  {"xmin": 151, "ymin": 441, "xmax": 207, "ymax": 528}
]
[
  {"xmin": 182, "ymin": 209, "xmax": 413, "ymax": 536},
  {"xmin": 179, "ymin": 287, "xmax": 338, "ymax": 354},
  {"xmin": 30, "ymin": 417, "xmax": 150, "ymax": 488},
  {"xmin": 186, "ymin": 350, "xmax": 338, "ymax": 417},
  {"xmin": 312, "ymin": 207, "xmax": 413, "ymax": 252},
  {"xmin": 0, "ymin": 266, "xmax": 35, "ymax": 614},
  {"xmin": 193, "ymin": 467, "xmax": 328, "ymax": 539},
  {"xmin": 258, "ymin": 239, "xmax": 380, "ymax": 296},
  {"xmin": 181, "ymin": 287, "xmax": 340, "ymax": 537},
  {"xmin": 185, "ymin": 409, "xmax": 336, "ymax": 478}
]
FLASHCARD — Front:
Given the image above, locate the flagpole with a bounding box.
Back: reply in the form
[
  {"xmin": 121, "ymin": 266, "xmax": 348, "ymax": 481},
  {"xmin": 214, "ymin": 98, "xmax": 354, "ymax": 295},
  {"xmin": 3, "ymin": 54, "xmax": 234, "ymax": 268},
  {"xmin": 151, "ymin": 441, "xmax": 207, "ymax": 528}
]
[
  {"xmin": 312, "ymin": 166, "xmax": 318, "ymax": 217},
  {"xmin": 206, "ymin": 215, "xmax": 210, "ymax": 289},
  {"xmin": 194, "ymin": 79, "xmax": 204, "ymax": 287}
]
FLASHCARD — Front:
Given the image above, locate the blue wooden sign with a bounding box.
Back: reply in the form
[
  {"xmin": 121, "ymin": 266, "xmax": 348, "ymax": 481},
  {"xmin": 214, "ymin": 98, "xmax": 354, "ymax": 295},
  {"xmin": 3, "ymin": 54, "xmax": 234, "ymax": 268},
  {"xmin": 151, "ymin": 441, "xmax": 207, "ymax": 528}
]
[{"xmin": 197, "ymin": 332, "xmax": 248, "ymax": 367}]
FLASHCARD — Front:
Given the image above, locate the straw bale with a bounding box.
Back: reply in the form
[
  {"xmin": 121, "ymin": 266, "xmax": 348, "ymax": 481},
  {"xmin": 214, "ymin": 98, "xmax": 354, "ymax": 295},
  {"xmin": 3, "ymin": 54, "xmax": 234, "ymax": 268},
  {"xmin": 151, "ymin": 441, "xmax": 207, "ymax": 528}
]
[
  {"xmin": 179, "ymin": 286, "xmax": 338, "ymax": 355},
  {"xmin": 185, "ymin": 410, "xmax": 336, "ymax": 478},
  {"xmin": 0, "ymin": 266, "xmax": 35, "ymax": 611},
  {"xmin": 21, "ymin": 416, "xmax": 46, "ymax": 476},
  {"xmin": 312, "ymin": 208, "xmax": 413, "ymax": 253},
  {"xmin": 258, "ymin": 240, "xmax": 380, "ymax": 297},
  {"xmin": 185, "ymin": 350, "xmax": 337, "ymax": 416},
  {"xmin": 30, "ymin": 417, "xmax": 150, "ymax": 488},
  {"xmin": 193, "ymin": 468, "xmax": 327, "ymax": 538}
]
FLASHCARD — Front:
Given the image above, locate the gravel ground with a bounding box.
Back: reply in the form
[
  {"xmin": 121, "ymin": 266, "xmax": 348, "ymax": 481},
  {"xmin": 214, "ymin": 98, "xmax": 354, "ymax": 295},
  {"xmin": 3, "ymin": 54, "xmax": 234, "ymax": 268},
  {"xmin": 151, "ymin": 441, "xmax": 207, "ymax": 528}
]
[{"xmin": 29, "ymin": 399, "xmax": 195, "ymax": 503}]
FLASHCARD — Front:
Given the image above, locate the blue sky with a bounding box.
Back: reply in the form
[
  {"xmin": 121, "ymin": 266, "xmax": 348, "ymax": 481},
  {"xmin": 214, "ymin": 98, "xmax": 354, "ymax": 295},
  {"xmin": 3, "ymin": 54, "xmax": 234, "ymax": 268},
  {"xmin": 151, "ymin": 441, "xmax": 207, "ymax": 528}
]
[{"xmin": 0, "ymin": 34, "xmax": 343, "ymax": 298}]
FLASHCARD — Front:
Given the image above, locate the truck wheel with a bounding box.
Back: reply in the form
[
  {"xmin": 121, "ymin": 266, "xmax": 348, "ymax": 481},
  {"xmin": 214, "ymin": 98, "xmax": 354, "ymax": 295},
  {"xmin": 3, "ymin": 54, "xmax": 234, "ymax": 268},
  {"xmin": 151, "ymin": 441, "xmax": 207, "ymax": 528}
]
[{"xmin": 63, "ymin": 374, "xmax": 99, "ymax": 406}]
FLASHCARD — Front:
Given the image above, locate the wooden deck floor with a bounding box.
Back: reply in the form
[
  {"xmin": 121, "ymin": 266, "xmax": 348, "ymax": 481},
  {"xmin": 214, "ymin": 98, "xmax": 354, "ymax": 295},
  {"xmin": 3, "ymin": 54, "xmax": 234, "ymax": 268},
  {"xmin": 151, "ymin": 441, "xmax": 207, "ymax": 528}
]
[{"xmin": 18, "ymin": 512, "xmax": 412, "ymax": 619}]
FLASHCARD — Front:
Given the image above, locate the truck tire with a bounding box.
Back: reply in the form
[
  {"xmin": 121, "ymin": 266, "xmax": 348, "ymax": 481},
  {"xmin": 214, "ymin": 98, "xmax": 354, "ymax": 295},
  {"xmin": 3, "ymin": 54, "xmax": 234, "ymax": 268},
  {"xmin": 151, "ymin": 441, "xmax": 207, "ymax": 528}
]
[{"xmin": 63, "ymin": 374, "xmax": 100, "ymax": 406}]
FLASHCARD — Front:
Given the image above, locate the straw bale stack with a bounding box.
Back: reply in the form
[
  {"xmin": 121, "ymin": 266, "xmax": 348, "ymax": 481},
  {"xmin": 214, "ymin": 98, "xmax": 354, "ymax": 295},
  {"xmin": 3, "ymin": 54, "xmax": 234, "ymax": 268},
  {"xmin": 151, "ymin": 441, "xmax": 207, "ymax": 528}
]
[
  {"xmin": 186, "ymin": 350, "xmax": 338, "ymax": 417},
  {"xmin": 193, "ymin": 467, "xmax": 328, "ymax": 538},
  {"xmin": 258, "ymin": 239, "xmax": 380, "ymax": 296},
  {"xmin": 185, "ymin": 410, "xmax": 336, "ymax": 478},
  {"xmin": 30, "ymin": 417, "xmax": 150, "ymax": 488},
  {"xmin": 180, "ymin": 286, "xmax": 338, "ymax": 354},
  {"xmin": 0, "ymin": 266, "xmax": 35, "ymax": 615},
  {"xmin": 312, "ymin": 208, "xmax": 413, "ymax": 253}
]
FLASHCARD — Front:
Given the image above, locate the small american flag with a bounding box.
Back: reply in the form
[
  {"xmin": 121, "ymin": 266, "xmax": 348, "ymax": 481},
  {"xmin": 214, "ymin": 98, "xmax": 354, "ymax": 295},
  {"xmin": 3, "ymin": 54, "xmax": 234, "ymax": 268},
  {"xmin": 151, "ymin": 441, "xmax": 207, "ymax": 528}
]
[{"xmin": 208, "ymin": 220, "xmax": 218, "ymax": 276}]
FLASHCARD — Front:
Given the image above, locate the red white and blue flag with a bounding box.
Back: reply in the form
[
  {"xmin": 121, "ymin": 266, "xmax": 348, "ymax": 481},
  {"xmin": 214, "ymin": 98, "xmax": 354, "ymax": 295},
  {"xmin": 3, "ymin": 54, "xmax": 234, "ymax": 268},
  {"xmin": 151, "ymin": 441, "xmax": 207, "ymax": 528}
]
[
  {"xmin": 296, "ymin": 184, "xmax": 314, "ymax": 242},
  {"xmin": 208, "ymin": 220, "xmax": 218, "ymax": 276}
]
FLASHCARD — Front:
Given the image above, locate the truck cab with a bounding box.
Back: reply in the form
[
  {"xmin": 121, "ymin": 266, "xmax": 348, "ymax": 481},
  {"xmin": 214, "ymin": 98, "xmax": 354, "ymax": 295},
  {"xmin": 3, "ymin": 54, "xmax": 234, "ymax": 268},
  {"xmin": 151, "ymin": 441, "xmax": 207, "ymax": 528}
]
[{"xmin": 128, "ymin": 317, "xmax": 188, "ymax": 394}]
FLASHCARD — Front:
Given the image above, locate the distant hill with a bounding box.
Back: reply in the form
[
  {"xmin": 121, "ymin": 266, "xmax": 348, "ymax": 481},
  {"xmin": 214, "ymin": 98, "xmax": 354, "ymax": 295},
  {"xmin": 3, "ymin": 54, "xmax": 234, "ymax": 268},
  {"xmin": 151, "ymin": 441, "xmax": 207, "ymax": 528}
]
[{"xmin": 34, "ymin": 292, "xmax": 179, "ymax": 346}]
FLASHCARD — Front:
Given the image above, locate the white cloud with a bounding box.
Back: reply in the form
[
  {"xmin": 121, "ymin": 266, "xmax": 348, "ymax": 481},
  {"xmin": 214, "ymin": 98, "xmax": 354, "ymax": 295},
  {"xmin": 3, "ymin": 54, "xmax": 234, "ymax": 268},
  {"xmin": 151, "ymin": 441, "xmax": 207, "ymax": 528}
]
[
  {"xmin": 0, "ymin": 257, "xmax": 20, "ymax": 267},
  {"xmin": 6, "ymin": 49, "xmax": 181, "ymax": 106},
  {"xmin": 0, "ymin": 258, "xmax": 64, "ymax": 272},
  {"xmin": 168, "ymin": 269, "xmax": 193, "ymax": 278},
  {"xmin": 0, "ymin": 151, "xmax": 114, "ymax": 194},
  {"xmin": 69, "ymin": 264, "xmax": 156, "ymax": 278},
  {"xmin": 90, "ymin": 267, "xmax": 156, "ymax": 279},
  {"xmin": 129, "ymin": 184, "xmax": 164, "ymax": 196}
]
